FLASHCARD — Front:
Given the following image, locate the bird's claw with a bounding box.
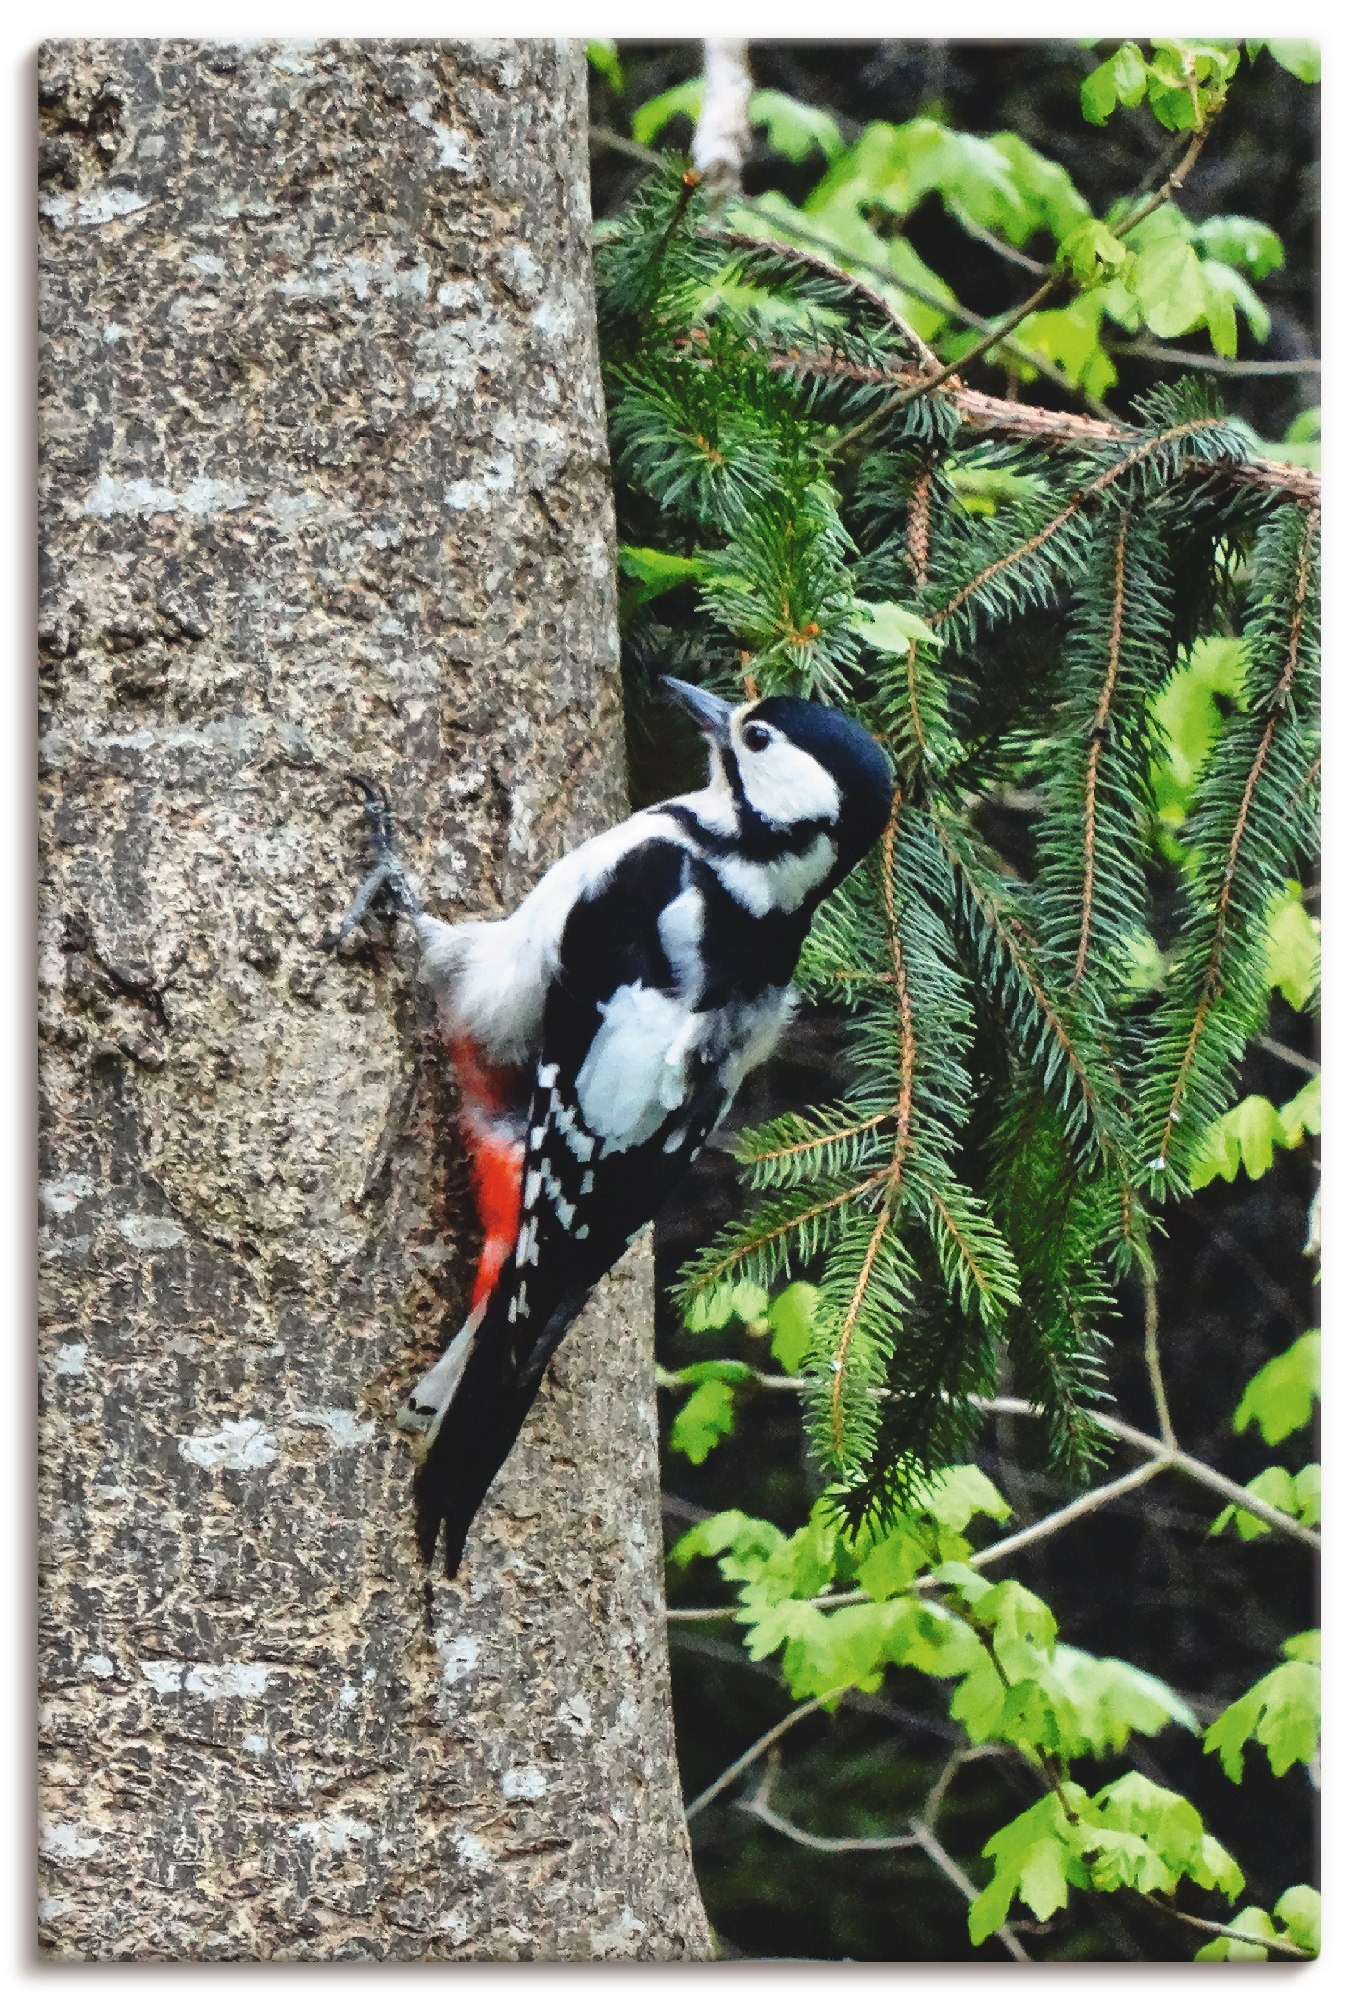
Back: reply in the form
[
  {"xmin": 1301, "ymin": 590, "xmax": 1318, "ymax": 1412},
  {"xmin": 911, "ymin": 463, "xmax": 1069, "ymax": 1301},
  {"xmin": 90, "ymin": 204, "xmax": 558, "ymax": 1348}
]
[{"xmin": 331, "ymin": 773, "xmax": 423, "ymax": 946}]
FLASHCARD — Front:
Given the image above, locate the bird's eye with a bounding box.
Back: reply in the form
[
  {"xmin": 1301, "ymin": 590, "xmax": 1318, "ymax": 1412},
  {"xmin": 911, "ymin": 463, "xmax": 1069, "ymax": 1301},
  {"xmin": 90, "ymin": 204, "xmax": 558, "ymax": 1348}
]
[{"xmin": 742, "ymin": 723, "xmax": 773, "ymax": 753}]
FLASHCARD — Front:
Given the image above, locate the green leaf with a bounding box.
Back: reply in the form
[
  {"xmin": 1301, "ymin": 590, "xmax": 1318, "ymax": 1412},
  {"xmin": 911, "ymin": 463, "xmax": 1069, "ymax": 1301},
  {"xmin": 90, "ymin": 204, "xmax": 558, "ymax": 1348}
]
[
  {"xmin": 617, "ymin": 544, "xmax": 709, "ymax": 603},
  {"xmin": 1210, "ymin": 1463, "xmax": 1317, "ymax": 1541},
  {"xmin": 1081, "ymin": 44, "xmax": 1148, "ymax": 125},
  {"xmin": 1193, "ymin": 214, "xmax": 1285, "ymax": 280},
  {"xmin": 988, "ymin": 133, "xmax": 1091, "ymax": 244},
  {"xmin": 669, "ymin": 1508, "xmax": 784, "ymax": 1572},
  {"xmin": 1151, "ymin": 633, "xmax": 1247, "ymax": 828},
  {"xmin": 970, "ymin": 1793, "xmax": 1077, "ymax": 1941},
  {"xmin": 1283, "ymin": 1629, "xmax": 1320, "ymax": 1665},
  {"xmin": 749, "ymin": 89, "xmax": 844, "ymax": 165},
  {"xmin": 683, "ymin": 1278, "xmax": 770, "ymax": 1333},
  {"xmin": 1234, "ymin": 1332, "xmax": 1320, "ymax": 1445},
  {"xmin": 1274, "ymin": 1883, "xmax": 1321, "ymax": 1954},
  {"xmin": 1264, "ymin": 885, "xmax": 1320, "ymax": 1010},
  {"xmin": 855, "ymin": 1523, "xmax": 932, "ymax": 1601},
  {"xmin": 1266, "ymin": 40, "xmax": 1320, "ymax": 83},
  {"xmin": 1205, "ymin": 1655, "xmax": 1320, "ymax": 1780},
  {"xmin": 1195, "ymin": 1907, "xmax": 1275, "ymax": 1960},
  {"xmin": 669, "ymin": 1378, "xmax": 737, "ymax": 1463},
  {"xmin": 851, "ymin": 599, "xmax": 940, "ymax": 653},
  {"xmin": 919, "ymin": 1464, "xmax": 1012, "ymax": 1534},
  {"xmin": 767, "ymin": 1281, "xmax": 819, "ymax": 1372},
  {"xmin": 1188, "ymin": 1080, "xmax": 1316, "ymax": 1190},
  {"xmin": 1128, "ymin": 235, "xmax": 1209, "ymax": 340},
  {"xmin": 632, "ymin": 78, "xmax": 703, "ymax": 147},
  {"xmin": 1018, "ymin": 292, "xmax": 1118, "ymax": 400},
  {"xmin": 585, "ymin": 39, "xmax": 624, "ymax": 95},
  {"xmin": 1057, "ymin": 218, "xmax": 1127, "ymax": 286},
  {"xmin": 1200, "ymin": 258, "xmax": 1271, "ymax": 346}
]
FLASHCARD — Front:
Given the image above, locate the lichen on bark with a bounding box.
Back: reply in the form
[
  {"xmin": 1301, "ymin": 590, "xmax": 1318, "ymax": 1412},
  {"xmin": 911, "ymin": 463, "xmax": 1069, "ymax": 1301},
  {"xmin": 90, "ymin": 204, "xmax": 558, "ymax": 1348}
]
[{"xmin": 38, "ymin": 36, "xmax": 709, "ymax": 1961}]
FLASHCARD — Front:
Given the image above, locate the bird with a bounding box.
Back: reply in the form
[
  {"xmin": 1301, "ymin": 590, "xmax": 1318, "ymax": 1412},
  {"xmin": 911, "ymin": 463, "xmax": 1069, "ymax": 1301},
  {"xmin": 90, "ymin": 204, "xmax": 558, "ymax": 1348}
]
[{"xmin": 337, "ymin": 678, "xmax": 895, "ymax": 1578}]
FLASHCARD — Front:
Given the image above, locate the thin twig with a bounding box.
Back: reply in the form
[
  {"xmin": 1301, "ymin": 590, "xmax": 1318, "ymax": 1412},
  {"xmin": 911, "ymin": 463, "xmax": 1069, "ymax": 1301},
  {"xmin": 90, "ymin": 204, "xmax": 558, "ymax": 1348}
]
[
  {"xmin": 911, "ymin": 1820, "xmax": 1032, "ymax": 1962},
  {"xmin": 738, "ymin": 1761, "xmax": 1032, "ymax": 1960},
  {"xmin": 1140, "ymin": 1253, "xmax": 1177, "ymax": 1448},
  {"xmin": 1255, "ymin": 1032, "xmax": 1319, "ymax": 1077},
  {"xmin": 1155, "ymin": 1902, "xmax": 1312, "ymax": 1960},
  {"xmin": 1108, "ymin": 338, "xmax": 1321, "ymax": 378},
  {"xmin": 945, "ymin": 201, "xmax": 1046, "ymax": 276},
  {"xmin": 971, "ymin": 1458, "xmax": 1169, "ymax": 1567},
  {"xmin": 588, "ymin": 124, "xmax": 667, "ymax": 169},
  {"xmin": 979, "ymin": 1397, "xmax": 1321, "ymax": 1549},
  {"xmin": 684, "ymin": 1693, "xmax": 835, "ymax": 1820}
]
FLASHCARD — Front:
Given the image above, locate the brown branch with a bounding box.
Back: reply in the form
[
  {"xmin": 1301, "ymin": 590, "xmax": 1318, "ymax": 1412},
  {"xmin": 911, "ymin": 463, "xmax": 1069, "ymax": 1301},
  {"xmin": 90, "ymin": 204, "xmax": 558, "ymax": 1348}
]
[
  {"xmin": 1155, "ymin": 1903, "xmax": 1312, "ymax": 1961},
  {"xmin": 1108, "ymin": 338, "xmax": 1321, "ymax": 378},
  {"xmin": 762, "ymin": 348, "xmax": 1318, "ymax": 505},
  {"xmin": 1072, "ymin": 510, "xmax": 1130, "ymax": 992},
  {"xmin": 829, "ymin": 794, "xmax": 915, "ymax": 1453},
  {"xmin": 689, "ymin": 1171, "xmax": 890, "ymax": 1294},
  {"xmin": 740, "ymin": 1110, "xmax": 892, "ymax": 1166}
]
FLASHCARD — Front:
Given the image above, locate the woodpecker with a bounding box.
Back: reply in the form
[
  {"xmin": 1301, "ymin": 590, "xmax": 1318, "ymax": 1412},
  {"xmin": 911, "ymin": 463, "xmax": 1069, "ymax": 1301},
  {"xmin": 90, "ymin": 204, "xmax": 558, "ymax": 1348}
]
[{"xmin": 339, "ymin": 679, "xmax": 894, "ymax": 1578}]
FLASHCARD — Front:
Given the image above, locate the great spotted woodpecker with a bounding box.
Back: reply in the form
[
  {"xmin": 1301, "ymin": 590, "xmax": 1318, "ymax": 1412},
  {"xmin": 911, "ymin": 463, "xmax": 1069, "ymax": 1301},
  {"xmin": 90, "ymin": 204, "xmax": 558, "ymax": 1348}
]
[{"xmin": 340, "ymin": 679, "xmax": 894, "ymax": 1577}]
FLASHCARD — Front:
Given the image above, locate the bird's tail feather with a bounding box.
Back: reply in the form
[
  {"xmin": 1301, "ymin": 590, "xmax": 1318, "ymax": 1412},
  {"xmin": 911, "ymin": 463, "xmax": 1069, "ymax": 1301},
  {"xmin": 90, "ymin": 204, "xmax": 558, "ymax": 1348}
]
[{"xmin": 412, "ymin": 1289, "xmax": 588, "ymax": 1577}]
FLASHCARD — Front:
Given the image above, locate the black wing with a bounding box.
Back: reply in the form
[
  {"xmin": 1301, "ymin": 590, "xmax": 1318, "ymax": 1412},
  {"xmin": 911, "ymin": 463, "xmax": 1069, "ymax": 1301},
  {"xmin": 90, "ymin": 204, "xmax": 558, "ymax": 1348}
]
[{"xmin": 415, "ymin": 840, "xmax": 733, "ymax": 1577}]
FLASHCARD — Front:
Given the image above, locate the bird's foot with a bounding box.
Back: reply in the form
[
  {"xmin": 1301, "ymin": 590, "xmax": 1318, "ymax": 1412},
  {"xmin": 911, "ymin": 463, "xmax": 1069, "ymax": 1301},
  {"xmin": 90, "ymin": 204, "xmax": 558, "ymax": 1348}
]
[{"xmin": 332, "ymin": 774, "xmax": 423, "ymax": 946}]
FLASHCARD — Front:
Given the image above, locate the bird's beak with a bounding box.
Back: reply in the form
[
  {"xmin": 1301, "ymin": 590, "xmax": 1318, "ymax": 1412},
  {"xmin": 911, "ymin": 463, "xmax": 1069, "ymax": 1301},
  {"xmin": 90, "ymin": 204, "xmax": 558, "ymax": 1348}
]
[{"xmin": 659, "ymin": 676, "xmax": 734, "ymax": 741}]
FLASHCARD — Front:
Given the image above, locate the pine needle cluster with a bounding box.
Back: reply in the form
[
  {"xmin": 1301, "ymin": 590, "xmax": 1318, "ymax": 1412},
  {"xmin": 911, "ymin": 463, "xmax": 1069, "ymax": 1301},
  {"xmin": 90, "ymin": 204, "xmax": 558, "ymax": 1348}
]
[{"xmin": 596, "ymin": 165, "xmax": 1321, "ymax": 1531}]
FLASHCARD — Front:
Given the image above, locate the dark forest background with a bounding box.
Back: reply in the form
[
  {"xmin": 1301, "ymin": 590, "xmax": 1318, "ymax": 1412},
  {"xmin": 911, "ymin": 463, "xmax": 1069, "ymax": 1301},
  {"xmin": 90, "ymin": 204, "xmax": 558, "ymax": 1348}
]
[{"xmin": 588, "ymin": 41, "xmax": 1319, "ymax": 1962}]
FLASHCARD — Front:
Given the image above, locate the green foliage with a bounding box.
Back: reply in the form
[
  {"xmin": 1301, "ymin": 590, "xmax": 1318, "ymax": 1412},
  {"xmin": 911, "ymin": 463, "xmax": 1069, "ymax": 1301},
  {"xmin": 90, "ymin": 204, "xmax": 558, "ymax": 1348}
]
[
  {"xmin": 1211, "ymin": 1463, "xmax": 1320, "ymax": 1541},
  {"xmin": 600, "ymin": 162, "xmax": 1318, "ymax": 1527},
  {"xmin": 1204, "ymin": 1633, "xmax": 1320, "ymax": 1780},
  {"xmin": 1082, "ymin": 41, "xmax": 1241, "ymax": 134},
  {"xmin": 1188, "ymin": 1077, "xmax": 1319, "ymax": 1189},
  {"xmin": 1194, "ymin": 1882, "xmax": 1320, "ymax": 1959},
  {"xmin": 750, "ymin": 89, "xmax": 844, "ymax": 165},
  {"xmin": 604, "ymin": 64, "xmax": 1318, "ymax": 1956},
  {"xmin": 585, "ymin": 39, "xmax": 623, "ymax": 96},
  {"xmin": 1233, "ymin": 1331, "xmax": 1320, "ymax": 1445},
  {"xmin": 970, "ymin": 1771, "xmax": 1242, "ymax": 1943}
]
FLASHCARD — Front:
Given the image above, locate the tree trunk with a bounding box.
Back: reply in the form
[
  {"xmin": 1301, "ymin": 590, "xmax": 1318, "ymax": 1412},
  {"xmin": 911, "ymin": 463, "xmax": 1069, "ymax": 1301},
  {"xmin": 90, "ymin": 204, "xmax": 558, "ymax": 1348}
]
[{"xmin": 37, "ymin": 36, "xmax": 709, "ymax": 1962}]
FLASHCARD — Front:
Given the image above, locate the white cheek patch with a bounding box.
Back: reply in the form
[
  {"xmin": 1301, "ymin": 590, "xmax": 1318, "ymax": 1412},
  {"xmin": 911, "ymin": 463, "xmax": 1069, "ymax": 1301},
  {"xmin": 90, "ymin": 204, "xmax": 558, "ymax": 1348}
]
[
  {"xmin": 738, "ymin": 738, "xmax": 842, "ymax": 829},
  {"xmin": 715, "ymin": 835, "xmax": 836, "ymax": 917}
]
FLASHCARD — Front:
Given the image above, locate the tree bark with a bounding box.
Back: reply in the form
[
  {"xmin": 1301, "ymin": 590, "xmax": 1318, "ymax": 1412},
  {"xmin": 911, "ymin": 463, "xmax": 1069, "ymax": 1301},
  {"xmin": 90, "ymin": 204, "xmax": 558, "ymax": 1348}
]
[{"xmin": 37, "ymin": 37, "xmax": 709, "ymax": 1962}]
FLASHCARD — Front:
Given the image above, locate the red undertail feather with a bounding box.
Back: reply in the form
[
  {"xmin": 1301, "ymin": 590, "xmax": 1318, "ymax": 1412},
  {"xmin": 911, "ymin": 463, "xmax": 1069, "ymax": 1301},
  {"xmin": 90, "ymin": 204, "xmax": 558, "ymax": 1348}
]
[{"xmin": 448, "ymin": 1034, "xmax": 526, "ymax": 1312}]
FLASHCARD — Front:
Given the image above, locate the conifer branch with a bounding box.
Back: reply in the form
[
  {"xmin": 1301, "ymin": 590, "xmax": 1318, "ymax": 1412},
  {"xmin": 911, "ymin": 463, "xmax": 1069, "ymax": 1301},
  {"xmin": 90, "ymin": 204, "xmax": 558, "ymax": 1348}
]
[
  {"xmin": 1153, "ymin": 504, "xmax": 1320, "ymax": 1169},
  {"xmin": 686, "ymin": 1171, "xmax": 891, "ymax": 1295},
  {"xmin": 761, "ymin": 348, "xmax": 1317, "ymax": 502},
  {"xmin": 928, "ymin": 417, "xmax": 1227, "ymax": 631},
  {"xmin": 1072, "ymin": 511, "xmax": 1130, "ymax": 994},
  {"xmin": 741, "ymin": 1110, "xmax": 893, "ymax": 1166},
  {"xmin": 829, "ymin": 798, "xmax": 916, "ymax": 1455},
  {"xmin": 829, "ymin": 1203, "xmax": 895, "ymax": 1456}
]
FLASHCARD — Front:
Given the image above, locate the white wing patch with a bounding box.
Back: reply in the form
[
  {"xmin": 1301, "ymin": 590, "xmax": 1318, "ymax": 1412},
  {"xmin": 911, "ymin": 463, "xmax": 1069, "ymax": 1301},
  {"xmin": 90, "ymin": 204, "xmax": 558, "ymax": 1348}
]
[{"xmin": 574, "ymin": 982, "xmax": 701, "ymax": 1157}]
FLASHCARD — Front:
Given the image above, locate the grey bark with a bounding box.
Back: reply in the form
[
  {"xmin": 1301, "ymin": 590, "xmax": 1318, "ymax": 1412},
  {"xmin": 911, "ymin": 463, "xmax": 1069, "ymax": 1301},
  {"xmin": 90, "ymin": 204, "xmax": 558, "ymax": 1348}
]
[{"xmin": 37, "ymin": 37, "xmax": 709, "ymax": 1962}]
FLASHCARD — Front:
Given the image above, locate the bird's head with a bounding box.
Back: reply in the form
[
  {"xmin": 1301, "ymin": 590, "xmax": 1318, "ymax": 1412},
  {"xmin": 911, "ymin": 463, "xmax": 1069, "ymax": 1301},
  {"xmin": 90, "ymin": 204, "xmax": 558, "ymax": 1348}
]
[{"xmin": 661, "ymin": 676, "xmax": 895, "ymax": 876}]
